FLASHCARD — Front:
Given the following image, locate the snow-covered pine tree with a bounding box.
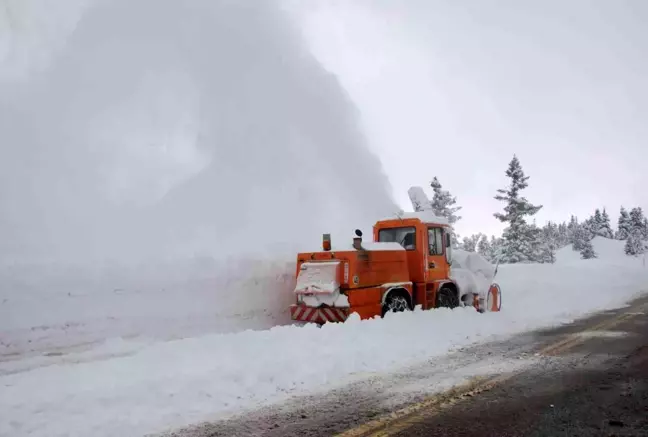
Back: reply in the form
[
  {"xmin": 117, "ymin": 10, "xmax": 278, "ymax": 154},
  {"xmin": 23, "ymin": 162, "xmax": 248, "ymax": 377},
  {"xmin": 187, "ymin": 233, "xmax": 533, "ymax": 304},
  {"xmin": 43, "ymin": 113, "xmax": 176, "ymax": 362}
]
[
  {"xmin": 624, "ymin": 233, "xmax": 644, "ymax": 256},
  {"xmin": 493, "ymin": 155, "xmax": 542, "ymax": 263},
  {"xmin": 528, "ymin": 221, "xmax": 545, "ymax": 262},
  {"xmin": 557, "ymin": 222, "xmax": 569, "ymax": 247},
  {"xmin": 599, "ymin": 208, "xmax": 614, "ymax": 239},
  {"xmin": 430, "ymin": 177, "xmax": 462, "ymax": 226},
  {"xmin": 462, "ymin": 233, "xmax": 483, "ymax": 252},
  {"xmin": 538, "ymin": 243, "xmax": 556, "ymax": 263},
  {"xmin": 581, "ymin": 217, "xmax": 594, "ymax": 240},
  {"xmin": 588, "ymin": 209, "xmax": 603, "ymax": 237},
  {"xmin": 624, "ymin": 207, "xmax": 647, "ymax": 256},
  {"xmin": 568, "ymin": 215, "xmax": 579, "ymax": 249},
  {"xmin": 490, "ymin": 235, "xmax": 503, "ymax": 263},
  {"xmin": 629, "ymin": 207, "xmax": 646, "ymax": 237},
  {"xmin": 451, "ymin": 231, "xmax": 462, "ymax": 250},
  {"xmin": 616, "ymin": 207, "xmax": 631, "ymax": 240},
  {"xmin": 580, "ymin": 238, "xmax": 597, "ymax": 259},
  {"xmin": 572, "ymin": 224, "xmax": 589, "ymax": 252},
  {"xmin": 539, "ymin": 221, "xmax": 558, "ymax": 263},
  {"xmin": 477, "ymin": 235, "xmax": 493, "ymax": 261}
]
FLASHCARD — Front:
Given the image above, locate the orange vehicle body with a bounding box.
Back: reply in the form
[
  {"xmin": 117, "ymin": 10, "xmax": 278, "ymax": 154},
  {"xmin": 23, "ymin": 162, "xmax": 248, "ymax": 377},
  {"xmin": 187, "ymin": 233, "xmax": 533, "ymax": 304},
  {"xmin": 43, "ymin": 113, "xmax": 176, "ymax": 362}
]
[{"xmin": 290, "ymin": 213, "xmax": 502, "ymax": 325}]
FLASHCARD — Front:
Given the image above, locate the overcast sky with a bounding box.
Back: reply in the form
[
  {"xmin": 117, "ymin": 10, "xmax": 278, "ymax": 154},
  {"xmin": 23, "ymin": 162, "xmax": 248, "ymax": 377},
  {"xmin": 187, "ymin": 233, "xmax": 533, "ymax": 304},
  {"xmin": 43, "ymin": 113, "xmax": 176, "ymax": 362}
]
[{"xmin": 287, "ymin": 0, "xmax": 648, "ymax": 237}]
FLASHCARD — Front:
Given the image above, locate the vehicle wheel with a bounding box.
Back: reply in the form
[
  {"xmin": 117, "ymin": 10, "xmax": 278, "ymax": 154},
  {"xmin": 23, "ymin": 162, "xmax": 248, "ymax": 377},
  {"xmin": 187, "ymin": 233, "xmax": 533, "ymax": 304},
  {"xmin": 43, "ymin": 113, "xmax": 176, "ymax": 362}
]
[
  {"xmin": 436, "ymin": 286, "xmax": 459, "ymax": 309},
  {"xmin": 382, "ymin": 292, "xmax": 411, "ymax": 317}
]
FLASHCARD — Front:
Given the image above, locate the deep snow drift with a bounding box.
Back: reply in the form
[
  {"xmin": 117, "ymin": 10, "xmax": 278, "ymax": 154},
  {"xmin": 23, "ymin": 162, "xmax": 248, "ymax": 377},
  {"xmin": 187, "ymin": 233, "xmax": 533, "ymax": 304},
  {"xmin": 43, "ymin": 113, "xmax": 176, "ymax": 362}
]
[
  {"xmin": 0, "ymin": 0, "xmax": 397, "ymax": 351},
  {"xmin": 1, "ymin": 238, "xmax": 646, "ymax": 437}
]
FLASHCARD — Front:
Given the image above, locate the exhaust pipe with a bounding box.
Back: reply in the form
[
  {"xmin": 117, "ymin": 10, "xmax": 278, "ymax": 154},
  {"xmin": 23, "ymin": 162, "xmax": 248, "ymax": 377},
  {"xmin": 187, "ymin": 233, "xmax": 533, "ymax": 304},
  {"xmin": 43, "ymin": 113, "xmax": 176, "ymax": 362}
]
[{"xmin": 353, "ymin": 229, "xmax": 363, "ymax": 250}]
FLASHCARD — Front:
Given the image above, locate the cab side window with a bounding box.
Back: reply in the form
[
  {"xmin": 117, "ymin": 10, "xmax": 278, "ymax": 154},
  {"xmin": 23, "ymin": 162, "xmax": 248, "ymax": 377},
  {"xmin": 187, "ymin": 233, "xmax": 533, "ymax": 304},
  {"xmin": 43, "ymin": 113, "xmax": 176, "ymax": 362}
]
[{"xmin": 428, "ymin": 227, "xmax": 444, "ymax": 256}]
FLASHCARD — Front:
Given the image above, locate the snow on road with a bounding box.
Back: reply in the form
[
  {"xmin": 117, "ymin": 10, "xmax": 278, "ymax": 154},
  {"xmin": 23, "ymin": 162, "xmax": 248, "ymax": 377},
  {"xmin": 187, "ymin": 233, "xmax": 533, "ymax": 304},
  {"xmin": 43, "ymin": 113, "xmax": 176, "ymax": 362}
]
[{"xmin": 1, "ymin": 238, "xmax": 647, "ymax": 437}]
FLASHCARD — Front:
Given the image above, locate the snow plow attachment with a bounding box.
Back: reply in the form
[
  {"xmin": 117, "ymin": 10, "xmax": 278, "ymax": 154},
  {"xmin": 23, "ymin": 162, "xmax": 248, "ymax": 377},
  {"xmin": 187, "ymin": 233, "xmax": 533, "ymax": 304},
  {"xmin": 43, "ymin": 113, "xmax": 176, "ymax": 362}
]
[
  {"xmin": 487, "ymin": 283, "xmax": 502, "ymax": 312},
  {"xmin": 475, "ymin": 283, "xmax": 502, "ymax": 313}
]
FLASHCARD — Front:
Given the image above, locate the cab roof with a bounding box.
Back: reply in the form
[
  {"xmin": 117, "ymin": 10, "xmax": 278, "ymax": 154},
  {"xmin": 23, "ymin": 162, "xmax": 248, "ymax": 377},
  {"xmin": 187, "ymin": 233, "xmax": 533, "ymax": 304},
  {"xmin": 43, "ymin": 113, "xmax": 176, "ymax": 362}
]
[{"xmin": 377, "ymin": 211, "xmax": 450, "ymax": 226}]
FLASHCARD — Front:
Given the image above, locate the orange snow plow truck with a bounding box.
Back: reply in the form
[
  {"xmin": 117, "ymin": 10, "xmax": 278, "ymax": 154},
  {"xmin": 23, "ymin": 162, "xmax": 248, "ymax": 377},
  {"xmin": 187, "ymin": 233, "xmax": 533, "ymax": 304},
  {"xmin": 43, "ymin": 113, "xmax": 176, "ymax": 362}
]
[{"xmin": 290, "ymin": 212, "xmax": 502, "ymax": 324}]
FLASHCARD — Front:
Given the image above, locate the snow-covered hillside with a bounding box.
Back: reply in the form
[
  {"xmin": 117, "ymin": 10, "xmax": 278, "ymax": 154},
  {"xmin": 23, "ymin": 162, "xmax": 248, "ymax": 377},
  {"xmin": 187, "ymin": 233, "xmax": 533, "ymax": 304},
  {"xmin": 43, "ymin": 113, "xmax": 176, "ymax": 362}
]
[
  {"xmin": 556, "ymin": 236, "xmax": 645, "ymax": 266},
  {"xmin": 2, "ymin": 237, "xmax": 646, "ymax": 437}
]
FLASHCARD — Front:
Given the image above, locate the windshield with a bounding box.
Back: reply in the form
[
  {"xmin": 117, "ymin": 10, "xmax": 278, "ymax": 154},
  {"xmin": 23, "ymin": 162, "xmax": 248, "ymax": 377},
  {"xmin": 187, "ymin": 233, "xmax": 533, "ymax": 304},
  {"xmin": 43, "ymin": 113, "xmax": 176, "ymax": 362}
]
[{"xmin": 378, "ymin": 227, "xmax": 416, "ymax": 250}]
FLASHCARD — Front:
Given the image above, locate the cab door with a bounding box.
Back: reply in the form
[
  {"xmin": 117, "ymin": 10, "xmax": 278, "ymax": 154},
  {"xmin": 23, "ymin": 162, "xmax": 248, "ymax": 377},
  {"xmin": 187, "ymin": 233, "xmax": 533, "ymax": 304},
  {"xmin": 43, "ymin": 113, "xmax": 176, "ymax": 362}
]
[{"xmin": 426, "ymin": 226, "xmax": 449, "ymax": 281}]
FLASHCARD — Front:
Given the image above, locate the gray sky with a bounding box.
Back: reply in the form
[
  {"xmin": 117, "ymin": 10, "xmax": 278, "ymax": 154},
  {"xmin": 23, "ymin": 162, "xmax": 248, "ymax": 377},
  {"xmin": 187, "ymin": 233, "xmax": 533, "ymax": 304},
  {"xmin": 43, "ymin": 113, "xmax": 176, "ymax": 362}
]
[{"xmin": 288, "ymin": 0, "xmax": 648, "ymax": 237}]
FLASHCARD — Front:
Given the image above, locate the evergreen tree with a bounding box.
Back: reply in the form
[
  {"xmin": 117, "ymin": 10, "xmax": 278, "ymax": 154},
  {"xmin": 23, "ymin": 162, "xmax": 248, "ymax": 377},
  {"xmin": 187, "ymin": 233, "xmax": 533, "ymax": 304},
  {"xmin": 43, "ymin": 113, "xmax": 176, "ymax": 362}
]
[
  {"xmin": 477, "ymin": 235, "xmax": 493, "ymax": 261},
  {"xmin": 589, "ymin": 209, "xmax": 603, "ymax": 236},
  {"xmin": 557, "ymin": 222, "xmax": 569, "ymax": 248},
  {"xmin": 490, "ymin": 235, "xmax": 503, "ymax": 263},
  {"xmin": 616, "ymin": 207, "xmax": 631, "ymax": 240},
  {"xmin": 581, "ymin": 217, "xmax": 594, "ymax": 240},
  {"xmin": 599, "ymin": 208, "xmax": 614, "ymax": 239},
  {"xmin": 493, "ymin": 155, "xmax": 542, "ymax": 263},
  {"xmin": 528, "ymin": 222, "xmax": 545, "ymax": 262},
  {"xmin": 624, "ymin": 233, "xmax": 644, "ymax": 256},
  {"xmin": 629, "ymin": 207, "xmax": 646, "ymax": 237},
  {"xmin": 538, "ymin": 243, "xmax": 556, "ymax": 263},
  {"xmin": 568, "ymin": 215, "xmax": 580, "ymax": 248},
  {"xmin": 580, "ymin": 238, "xmax": 597, "ymax": 259},
  {"xmin": 451, "ymin": 231, "xmax": 462, "ymax": 250},
  {"xmin": 462, "ymin": 233, "xmax": 483, "ymax": 252},
  {"xmin": 572, "ymin": 225, "xmax": 589, "ymax": 252},
  {"xmin": 624, "ymin": 207, "xmax": 647, "ymax": 256},
  {"xmin": 430, "ymin": 177, "xmax": 462, "ymax": 225},
  {"xmin": 539, "ymin": 221, "xmax": 558, "ymax": 263}
]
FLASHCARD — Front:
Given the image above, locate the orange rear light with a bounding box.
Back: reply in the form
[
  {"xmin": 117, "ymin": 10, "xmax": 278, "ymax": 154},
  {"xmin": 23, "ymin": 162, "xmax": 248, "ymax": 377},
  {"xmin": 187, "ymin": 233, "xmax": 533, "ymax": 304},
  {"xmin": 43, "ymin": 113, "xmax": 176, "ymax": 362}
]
[{"xmin": 323, "ymin": 233, "xmax": 331, "ymax": 251}]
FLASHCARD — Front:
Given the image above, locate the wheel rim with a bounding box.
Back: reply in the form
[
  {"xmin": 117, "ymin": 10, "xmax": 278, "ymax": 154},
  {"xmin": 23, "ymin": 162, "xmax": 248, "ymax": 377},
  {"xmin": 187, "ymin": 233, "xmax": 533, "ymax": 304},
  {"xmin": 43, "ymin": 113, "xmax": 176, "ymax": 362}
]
[{"xmin": 387, "ymin": 296, "xmax": 409, "ymax": 312}]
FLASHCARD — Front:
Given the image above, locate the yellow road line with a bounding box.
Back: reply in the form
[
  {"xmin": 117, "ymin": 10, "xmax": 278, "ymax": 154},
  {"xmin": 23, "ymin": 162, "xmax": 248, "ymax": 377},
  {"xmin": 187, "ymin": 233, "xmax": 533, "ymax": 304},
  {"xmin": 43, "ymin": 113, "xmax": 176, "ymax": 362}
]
[
  {"xmin": 335, "ymin": 301, "xmax": 648, "ymax": 437},
  {"xmin": 539, "ymin": 301, "xmax": 648, "ymax": 356},
  {"xmin": 334, "ymin": 375, "xmax": 507, "ymax": 437}
]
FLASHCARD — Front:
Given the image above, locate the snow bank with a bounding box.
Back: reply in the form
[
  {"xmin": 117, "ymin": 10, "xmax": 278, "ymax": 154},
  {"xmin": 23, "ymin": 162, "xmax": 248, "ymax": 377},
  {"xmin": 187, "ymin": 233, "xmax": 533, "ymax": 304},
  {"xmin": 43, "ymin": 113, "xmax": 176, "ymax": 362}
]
[
  {"xmin": 556, "ymin": 236, "xmax": 643, "ymax": 266},
  {"xmin": 0, "ymin": 257, "xmax": 297, "ymax": 356},
  {"xmin": 2, "ymin": 238, "xmax": 647, "ymax": 437}
]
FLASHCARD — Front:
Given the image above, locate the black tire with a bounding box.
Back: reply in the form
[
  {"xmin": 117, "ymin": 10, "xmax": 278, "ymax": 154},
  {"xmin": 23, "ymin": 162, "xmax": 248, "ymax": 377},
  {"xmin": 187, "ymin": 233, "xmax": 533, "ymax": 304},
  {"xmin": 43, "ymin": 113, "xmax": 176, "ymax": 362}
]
[
  {"xmin": 436, "ymin": 286, "xmax": 459, "ymax": 309},
  {"xmin": 381, "ymin": 291, "xmax": 412, "ymax": 317}
]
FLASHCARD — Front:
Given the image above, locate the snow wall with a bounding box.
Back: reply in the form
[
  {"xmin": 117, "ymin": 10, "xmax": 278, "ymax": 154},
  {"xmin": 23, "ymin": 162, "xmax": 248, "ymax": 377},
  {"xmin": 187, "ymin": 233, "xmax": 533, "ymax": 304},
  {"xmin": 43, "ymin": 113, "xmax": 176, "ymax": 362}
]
[{"xmin": 0, "ymin": 0, "xmax": 397, "ymax": 353}]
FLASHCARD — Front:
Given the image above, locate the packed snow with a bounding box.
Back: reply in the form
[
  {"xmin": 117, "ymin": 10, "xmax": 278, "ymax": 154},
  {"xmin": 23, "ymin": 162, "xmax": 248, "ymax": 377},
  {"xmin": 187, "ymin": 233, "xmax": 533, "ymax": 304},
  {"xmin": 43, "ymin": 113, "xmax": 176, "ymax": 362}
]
[
  {"xmin": 1, "ymin": 238, "xmax": 646, "ymax": 437},
  {"xmin": 380, "ymin": 210, "xmax": 450, "ymax": 225},
  {"xmin": 450, "ymin": 249, "xmax": 497, "ymax": 301}
]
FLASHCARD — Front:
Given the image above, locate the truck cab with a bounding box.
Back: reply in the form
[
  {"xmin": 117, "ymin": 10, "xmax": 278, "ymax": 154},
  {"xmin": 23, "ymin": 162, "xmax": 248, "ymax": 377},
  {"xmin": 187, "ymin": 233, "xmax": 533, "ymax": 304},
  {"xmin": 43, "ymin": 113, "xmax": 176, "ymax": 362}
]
[{"xmin": 374, "ymin": 216, "xmax": 453, "ymax": 284}]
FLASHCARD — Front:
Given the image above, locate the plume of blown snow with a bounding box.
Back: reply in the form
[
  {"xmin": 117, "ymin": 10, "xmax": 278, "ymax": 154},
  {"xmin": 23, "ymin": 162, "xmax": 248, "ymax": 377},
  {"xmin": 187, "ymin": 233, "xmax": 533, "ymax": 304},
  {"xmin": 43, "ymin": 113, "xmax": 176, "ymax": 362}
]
[{"xmin": 0, "ymin": 0, "xmax": 396, "ymax": 344}]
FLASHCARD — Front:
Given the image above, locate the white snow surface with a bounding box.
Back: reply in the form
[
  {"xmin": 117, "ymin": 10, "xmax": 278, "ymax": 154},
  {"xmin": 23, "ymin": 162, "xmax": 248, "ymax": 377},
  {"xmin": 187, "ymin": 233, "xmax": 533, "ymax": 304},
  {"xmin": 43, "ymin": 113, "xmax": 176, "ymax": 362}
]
[
  {"xmin": 2, "ymin": 238, "xmax": 647, "ymax": 437},
  {"xmin": 379, "ymin": 210, "xmax": 450, "ymax": 225}
]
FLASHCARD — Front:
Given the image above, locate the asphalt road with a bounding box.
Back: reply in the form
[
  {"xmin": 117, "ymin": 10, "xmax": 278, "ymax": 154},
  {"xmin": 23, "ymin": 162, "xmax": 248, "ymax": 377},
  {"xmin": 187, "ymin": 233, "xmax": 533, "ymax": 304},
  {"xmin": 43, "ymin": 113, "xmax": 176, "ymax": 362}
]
[
  {"xmin": 159, "ymin": 295, "xmax": 648, "ymax": 437},
  {"xmin": 375, "ymin": 300, "xmax": 648, "ymax": 437}
]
